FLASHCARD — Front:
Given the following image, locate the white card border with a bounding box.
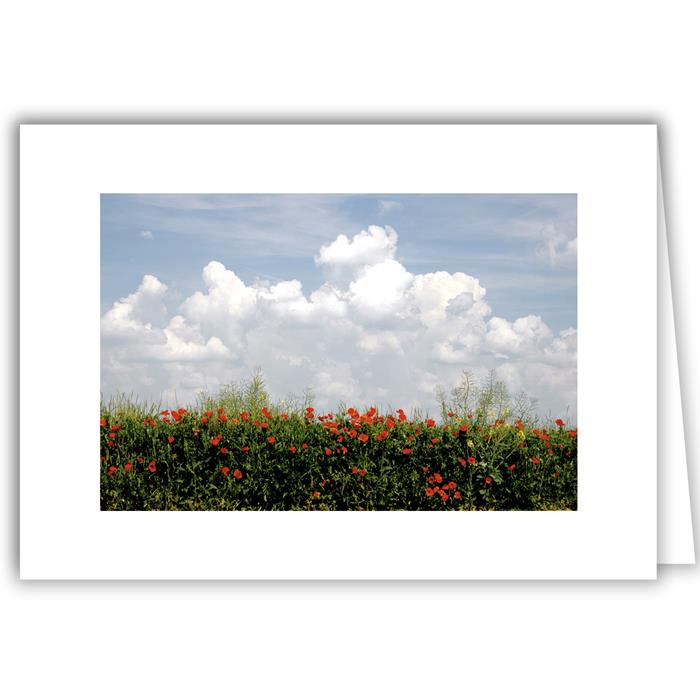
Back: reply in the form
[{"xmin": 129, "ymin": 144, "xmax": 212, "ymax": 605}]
[{"xmin": 20, "ymin": 124, "xmax": 657, "ymax": 579}]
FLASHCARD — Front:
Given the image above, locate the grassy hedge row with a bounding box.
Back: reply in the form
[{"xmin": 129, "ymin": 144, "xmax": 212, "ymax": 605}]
[{"xmin": 100, "ymin": 405, "xmax": 577, "ymax": 511}]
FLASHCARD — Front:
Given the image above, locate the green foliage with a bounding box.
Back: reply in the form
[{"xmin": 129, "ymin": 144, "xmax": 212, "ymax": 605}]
[{"xmin": 100, "ymin": 396, "xmax": 577, "ymax": 512}]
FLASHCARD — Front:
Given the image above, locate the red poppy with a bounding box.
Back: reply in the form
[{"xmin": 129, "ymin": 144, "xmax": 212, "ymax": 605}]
[
  {"xmin": 290, "ymin": 446, "xmax": 297, "ymax": 454},
  {"xmin": 204, "ymin": 410, "xmax": 213, "ymax": 418},
  {"xmin": 484, "ymin": 476, "xmax": 492, "ymax": 485},
  {"xmin": 261, "ymin": 422, "xmax": 269, "ymax": 429},
  {"xmin": 107, "ymin": 466, "xmax": 118, "ymax": 476},
  {"xmin": 555, "ymin": 418, "xmax": 565, "ymax": 427},
  {"xmin": 447, "ymin": 412, "xmax": 454, "ymax": 418},
  {"xmin": 301, "ymin": 443, "xmax": 308, "ymax": 450},
  {"xmin": 321, "ymin": 480, "xmax": 327, "ymax": 488},
  {"xmin": 211, "ymin": 435, "xmax": 222, "ymax": 446},
  {"xmin": 459, "ymin": 424, "xmax": 468, "ymax": 432},
  {"xmin": 324, "ymin": 447, "xmax": 332, "ymax": 456},
  {"xmin": 568, "ymin": 430, "xmax": 578, "ymax": 438},
  {"xmin": 440, "ymin": 492, "xmax": 449, "ymax": 502},
  {"xmin": 108, "ymin": 432, "xmax": 116, "ymax": 440},
  {"xmin": 425, "ymin": 487, "xmax": 434, "ymax": 497},
  {"xmin": 171, "ymin": 410, "xmax": 180, "ymax": 422},
  {"xmin": 507, "ymin": 463, "xmax": 516, "ymax": 472},
  {"xmin": 137, "ymin": 456, "xmax": 144, "ymax": 463},
  {"xmin": 100, "ymin": 418, "xmax": 107, "ymax": 427},
  {"xmin": 554, "ymin": 470, "xmax": 561, "ymax": 478},
  {"xmin": 221, "ymin": 466, "xmax": 231, "ymax": 476},
  {"xmin": 107, "ymin": 441, "xmax": 116, "ymax": 447},
  {"xmin": 468, "ymin": 456, "xmax": 476, "ymax": 465},
  {"xmin": 167, "ymin": 436, "xmax": 174, "ymax": 444},
  {"xmin": 267, "ymin": 436, "xmax": 276, "ymax": 444},
  {"xmin": 147, "ymin": 461, "xmax": 156, "ymax": 473},
  {"xmin": 531, "ymin": 456, "xmax": 540, "ymax": 465},
  {"xmin": 220, "ymin": 447, "xmax": 229, "ymax": 455},
  {"xmin": 352, "ymin": 466, "xmax": 358, "ymax": 474},
  {"xmin": 425, "ymin": 419, "xmax": 436, "ymax": 428},
  {"xmin": 358, "ymin": 433, "xmax": 369, "ymax": 443},
  {"xmin": 431, "ymin": 437, "xmax": 439, "ymax": 445},
  {"xmin": 402, "ymin": 448, "xmax": 412, "ymax": 455},
  {"xmin": 240, "ymin": 411, "xmax": 250, "ymax": 421},
  {"xmin": 201, "ymin": 417, "xmax": 209, "ymax": 425},
  {"xmin": 178, "ymin": 408, "xmax": 187, "ymax": 416},
  {"xmin": 312, "ymin": 491, "xmax": 320, "ymax": 499},
  {"xmin": 193, "ymin": 429, "xmax": 200, "ymax": 436},
  {"xmin": 233, "ymin": 469, "xmax": 243, "ymax": 480},
  {"xmin": 124, "ymin": 462, "xmax": 133, "ymax": 472},
  {"xmin": 160, "ymin": 410, "xmax": 169, "ymax": 416},
  {"xmin": 359, "ymin": 468, "xmax": 366, "ymax": 477},
  {"xmin": 242, "ymin": 446, "xmax": 250, "ymax": 452},
  {"xmin": 433, "ymin": 473, "xmax": 443, "ymax": 484}
]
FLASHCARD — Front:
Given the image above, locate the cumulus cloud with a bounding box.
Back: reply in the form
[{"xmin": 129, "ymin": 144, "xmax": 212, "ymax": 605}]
[
  {"xmin": 101, "ymin": 225, "xmax": 577, "ymax": 418},
  {"xmin": 140, "ymin": 230, "xmax": 153, "ymax": 239}
]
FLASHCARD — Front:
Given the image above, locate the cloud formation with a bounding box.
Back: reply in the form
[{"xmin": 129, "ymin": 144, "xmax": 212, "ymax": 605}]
[{"xmin": 101, "ymin": 226, "xmax": 577, "ymax": 417}]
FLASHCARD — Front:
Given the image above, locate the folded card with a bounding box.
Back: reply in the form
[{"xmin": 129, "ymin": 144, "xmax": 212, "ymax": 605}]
[{"xmin": 20, "ymin": 124, "xmax": 683, "ymax": 579}]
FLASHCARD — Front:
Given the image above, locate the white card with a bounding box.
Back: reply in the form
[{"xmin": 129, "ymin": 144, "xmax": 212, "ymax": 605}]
[{"xmin": 20, "ymin": 124, "xmax": 665, "ymax": 579}]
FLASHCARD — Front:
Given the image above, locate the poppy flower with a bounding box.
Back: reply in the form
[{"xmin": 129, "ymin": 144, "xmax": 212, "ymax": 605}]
[
  {"xmin": 221, "ymin": 466, "xmax": 231, "ymax": 476},
  {"xmin": 107, "ymin": 466, "xmax": 118, "ymax": 476},
  {"xmin": 290, "ymin": 446, "xmax": 297, "ymax": 454},
  {"xmin": 261, "ymin": 422, "xmax": 269, "ymax": 429},
  {"xmin": 160, "ymin": 410, "xmax": 169, "ymax": 417},
  {"xmin": 433, "ymin": 473, "xmax": 443, "ymax": 484},
  {"xmin": 352, "ymin": 466, "xmax": 358, "ymax": 474},
  {"xmin": 123, "ymin": 462, "xmax": 132, "ymax": 472},
  {"xmin": 109, "ymin": 432, "xmax": 116, "ymax": 440},
  {"xmin": 100, "ymin": 418, "xmax": 107, "ymax": 427},
  {"xmin": 240, "ymin": 411, "xmax": 250, "ymax": 421},
  {"xmin": 312, "ymin": 491, "xmax": 320, "ymax": 499},
  {"xmin": 107, "ymin": 441, "xmax": 116, "ymax": 448},
  {"xmin": 425, "ymin": 487, "xmax": 434, "ymax": 497},
  {"xmin": 267, "ymin": 436, "xmax": 276, "ymax": 444},
  {"xmin": 454, "ymin": 492, "xmax": 462, "ymax": 500},
  {"xmin": 220, "ymin": 447, "xmax": 229, "ymax": 455},
  {"xmin": 147, "ymin": 461, "xmax": 156, "ymax": 473},
  {"xmin": 431, "ymin": 437, "xmax": 439, "ymax": 444},
  {"xmin": 447, "ymin": 412, "xmax": 454, "ymax": 418},
  {"xmin": 324, "ymin": 447, "xmax": 332, "ymax": 456},
  {"xmin": 137, "ymin": 456, "xmax": 144, "ymax": 463},
  {"xmin": 506, "ymin": 463, "xmax": 516, "ymax": 472},
  {"xmin": 167, "ymin": 436, "xmax": 175, "ymax": 444},
  {"xmin": 468, "ymin": 456, "xmax": 476, "ymax": 465},
  {"xmin": 211, "ymin": 435, "xmax": 222, "ymax": 446},
  {"xmin": 440, "ymin": 492, "xmax": 449, "ymax": 502},
  {"xmin": 531, "ymin": 456, "xmax": 540, "ymax": 465},
  {"xmin": 204, "ymin": 410, "xmax": 213, "ymax": 418},
  {"xmin": 458, "ymin": 457, "xmax": 467, "ymax": 467},
  {"xmin": 302, "ymin": 443, "xmax": 308, "ymax": 450},
  {"xmin": 359, "ymin": 468, "xmax": 366, "ymax": 477},
  {"xmin": 422, "ymin": 466, "xmax": 429, "ymax": 473},
  {"xmin": 555, "ymin": 418, "xmax": 565, "ymax": 427},
  {"xmin": 484, "ymin": 476, "xmax": 492, "ymax": 485},
  {"xmin": 242, "ymin": 446, "xmax": 250, "ymax": 452},
  {"xmin": 459, "ymin": 424, "xmax": 468, "ymax": 433},
  {"xmin": 358, "ymin": 433, "xmax": 369, "ymax": 443},
  {"xmin": 233, "ymin": 469, "xmax": 243, "ymax": 480},
  {"xmin": 425, "ymin": 419, "xmax": 436, "ymax": 428},
  {"xmin": 193, "ymin": 429, "xmax": 200, "ymax": 436},
  {"xmin": 321, "ymin": 480, "xmax": 327, "ymax": 488},
  {"xmin": 402, "ymin": 448, "xmax": 412, "ymax": 455},
  {"xmin": 201, "ymin": 417, "xmax": 209, "ymax": 425},
  {"xmin": 554, "ymin": 470, "xmax": 561, "ymax": 478},
  {"xmin": 171, "ymin": 410, "xmax": 181, "ymax": 422}
]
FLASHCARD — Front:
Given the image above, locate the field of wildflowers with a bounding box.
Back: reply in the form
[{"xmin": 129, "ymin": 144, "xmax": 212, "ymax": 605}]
[{"xmin": 100, "ymin": 377, "xmax": 576, "ymax": 511}]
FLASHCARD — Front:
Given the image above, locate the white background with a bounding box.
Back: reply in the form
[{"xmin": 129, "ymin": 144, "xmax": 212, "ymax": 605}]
[
  {"xmin": 3, "ymin": 1, "xmax": 698, "ymax": 698},
  {"xmin": 20, "ymin": 124, "xmax": 657, "ymax": 580}
]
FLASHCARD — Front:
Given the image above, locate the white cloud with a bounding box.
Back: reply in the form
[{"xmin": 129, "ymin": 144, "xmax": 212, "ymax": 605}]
[
  {"xmin": 536, "ymin": 224, "xmax": 577, "ymax": 265},
  {"xmin": 377, "ymin": 199, "xmax": 403, "ymax": 214},
  {"xmin": 101, "ymin": 225, "xmax": 577, "ymax": 418},
  {"xmin": 140, "ymin": 230, "xmax": 153, "ymax": 239}
]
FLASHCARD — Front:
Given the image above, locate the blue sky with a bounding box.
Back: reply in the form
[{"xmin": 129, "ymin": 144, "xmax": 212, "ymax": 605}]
[
  {"xmin": 100, "ymin": 194, "xmax": 577, "ymax": 418},
  {"xmin": 101, "ymin": 194, "xmax": 576, "ymax": 332}
]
